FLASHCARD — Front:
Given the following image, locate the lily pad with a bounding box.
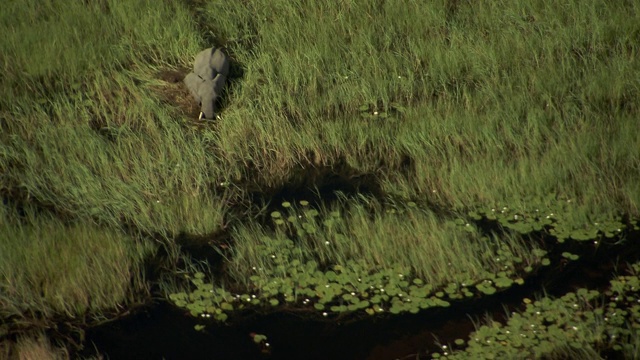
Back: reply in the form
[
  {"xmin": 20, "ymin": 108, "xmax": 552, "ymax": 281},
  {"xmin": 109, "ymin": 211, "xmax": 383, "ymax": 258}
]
[{"xmin": 252, "ymin": 334, "xmax": 267, "ymax": 344}]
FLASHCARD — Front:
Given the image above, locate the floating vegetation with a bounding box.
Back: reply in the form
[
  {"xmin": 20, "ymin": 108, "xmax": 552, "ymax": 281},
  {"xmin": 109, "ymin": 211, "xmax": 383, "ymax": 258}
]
[
  {"xmin": 169, "ymin": 199, "xmax": 554, "ymax": 323},
  {"xmin": 470, "ymin": 195, "xmax": 636, "ymax": 243},
  {"xmin": 435, "ymin": 262, "xmax": 640, "ymax": 359}
]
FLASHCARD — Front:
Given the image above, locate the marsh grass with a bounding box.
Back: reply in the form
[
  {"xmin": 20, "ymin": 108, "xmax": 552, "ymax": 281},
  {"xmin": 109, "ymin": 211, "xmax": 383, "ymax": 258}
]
[
  {"xmin": 202, "ymin": 0, "xmax": 640, "ymax": 218},
  {"xmin": 1, "ymin": 0, "xmax": 230, "ymax": 242},
  {"xmin": 0, "ymin": 331, "xmax": 69, "ymax": 360},
  {"xmin": 1, "ymin": 1, "xmax": 637, "ymax": 233},
  {"xmin": 0, "ymin": 0, "xmax": 237, "ymax": 342},
  {"xmin": 228, "ymin": 196, "xmax": 542, "ymax": 293},
  {"xmin": 2, "ymin": 0, "xmax": 638, "ymax": 243},
  {"xmin": 0, "ymin": 331, "xmax": 105, "ymax": 360},
  {"xmin": 2, "ymin": 115, "xmax": 229, "ymax": 239},
  {"xmin": 0, "ymin": 204, "xmax": 155, "ymax": 321},
  {"xmin": 168, "ymin": 197, "xmax": 555, "ymax": 321},
  {"xmin": 1, "ymin": 0, "xmax": 200, "ymax": 99},
  {"xmin": 1, "ymin": 0, "xmax": 640, "ymax": 355}
]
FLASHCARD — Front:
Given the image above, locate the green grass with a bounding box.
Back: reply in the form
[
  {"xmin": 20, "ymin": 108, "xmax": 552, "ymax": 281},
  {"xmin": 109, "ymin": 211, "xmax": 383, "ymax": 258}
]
[
  {"xmin": 3, "ymin": 113, "xmax": 229, "ymax": 238},
  {"xmin": 0, "ymin": 331, "xmax": 69, "ymax": 360},
  {"xmin": 2, "ymin": 0, "xmax": 638, "ymax": 235},
  {"xmin": 1, "ymin": 0, "xmax": 200, "ymax": 94},
  {"xmin": 229, "ymin": 197, "xmax": 540, "ymax": 287},
  {"xmin": 0, "ymin": 330, "xmax": 105, "ymax": 360},
  {"xmin": 204, "ymin": 0, "xmax": 640, "ymax": 216},
  {"xmin": 168, "ymin": 198, "xmax": 549, "ymax": 322},
  {"xmin": 0, "ymin": 204, "xmax": 155, "ymax": 322},
  {"xmin": 1, "ymin": 0, "xmax": 639, "ymax": 357},
  {"xmin": 1, "ymin": 0, "xmax": 228, "ymax": 241}
]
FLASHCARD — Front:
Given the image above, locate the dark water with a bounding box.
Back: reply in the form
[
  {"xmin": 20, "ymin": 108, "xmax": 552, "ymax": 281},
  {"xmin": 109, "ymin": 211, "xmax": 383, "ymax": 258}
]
[
  {"xmin": 79, "ymin": 299, "xmax": 481, "ymax": 360},
  {"xmin": 76, "ymin": 231, "xmax": 639, "ymax": 360}
]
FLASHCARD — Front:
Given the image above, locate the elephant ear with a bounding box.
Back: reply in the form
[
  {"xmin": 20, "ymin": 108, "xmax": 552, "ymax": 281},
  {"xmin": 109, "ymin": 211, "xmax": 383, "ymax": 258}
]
[
  {"xmin": 210, "ymin": 47, "xmax": 230, "ymax": 78},
  {"xmin": 212, "ymin": 74, "xmax": 227, "ymax": 93},
  {"xmin": 193, "ymin": 47, "xmax": 215, "ymax": 79}
]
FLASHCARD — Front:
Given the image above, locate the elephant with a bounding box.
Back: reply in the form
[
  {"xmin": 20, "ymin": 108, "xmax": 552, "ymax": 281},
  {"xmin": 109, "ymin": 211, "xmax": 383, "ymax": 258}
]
[{"xmin": 184, "ymin": 47, "xmax": 230, "ymax": 120}]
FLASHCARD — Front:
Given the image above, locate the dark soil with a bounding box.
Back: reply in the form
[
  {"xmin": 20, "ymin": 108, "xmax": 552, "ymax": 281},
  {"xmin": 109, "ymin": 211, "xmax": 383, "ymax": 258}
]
[{"xmin": 152, "ymin": 68, "xmax": 201, "ymax": 120}]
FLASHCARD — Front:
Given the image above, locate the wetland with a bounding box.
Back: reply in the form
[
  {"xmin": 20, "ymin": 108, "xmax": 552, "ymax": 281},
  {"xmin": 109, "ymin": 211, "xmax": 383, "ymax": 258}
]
[{"xmin": 2, "ymin": 0, "xmax": 640, "ymax": 359}]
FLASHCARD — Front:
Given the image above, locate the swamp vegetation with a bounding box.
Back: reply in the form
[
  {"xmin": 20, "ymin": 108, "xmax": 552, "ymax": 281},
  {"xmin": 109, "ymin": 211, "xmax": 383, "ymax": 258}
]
[{"xmin": 1, "ymin": 0, "xmax": 639, "ymax": 359}]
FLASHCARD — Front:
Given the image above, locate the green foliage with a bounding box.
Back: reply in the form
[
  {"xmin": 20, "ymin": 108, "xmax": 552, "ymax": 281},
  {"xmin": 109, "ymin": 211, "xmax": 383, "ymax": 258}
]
[
  {"xmin": 473, "ymin": 197, "xmax": 628, "ymax": 244},
  {"xmin": 170, "ymin": 199, "xmax": 552, "ymax": 321},
  {"xmin": 2, "ymin": 0, "xmax": 640, "ymax": 355},
  {"xmin": 438, "ymin": 262, "xmax": 640, "ymax": 359},
  {"xmin": 0, "ymin": 204, "xmax": 156, "ymax": 320}
]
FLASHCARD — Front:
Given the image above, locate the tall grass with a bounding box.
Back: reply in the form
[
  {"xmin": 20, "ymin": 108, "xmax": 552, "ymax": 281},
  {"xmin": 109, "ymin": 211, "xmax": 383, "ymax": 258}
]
[
  {"xmin": 0, "ymin": 0, "xmax": 200, "ymax": 100},
  {"xmin": 228, "ymin": 197, "xmax": 540, "ymax": 288},
  {"xmin": 0, "ymin": 204, "xmax": 155, "ymax": 320},
  {"xmin": 2, "ymin": 0, "xmax": 637, "ymax": 239},
  {"xmin": 0, "ymin": 331, "xmax": 69, "ymax": 360},
  {"xmin": 0, "ymin": 330, "xmax": 105, "ymax": 360},
  {"xmin": 1, "ymin": 0, "xmax": 639, "ymax": 352},
  {"xmin": 2, "ymin": 107, "xmax": 229, "ymax": 238},
  {"xmin": 203, "ymin": 0, "xmax": 640, "ymax": 217},
  {"xmin": 1, "ymin": 0, "xmax": 229, "ymax": 239},
  {"xmin": 0, "ymin": 0, "xmax": 235, "ymax": 336}
]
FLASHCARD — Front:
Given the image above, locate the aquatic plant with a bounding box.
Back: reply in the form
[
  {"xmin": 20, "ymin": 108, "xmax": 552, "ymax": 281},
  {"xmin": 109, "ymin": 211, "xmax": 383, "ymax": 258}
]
[
  {"xmin": 472, "ymin": 196, "xmax": 634, "ymax": 243},
  {"xmin": 435, "ymin": 262, "xmax": 640, "ymax": 359},
  {"xmin": 169, "ymin": 199, "xmax": 553, "ymax": 324}
]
